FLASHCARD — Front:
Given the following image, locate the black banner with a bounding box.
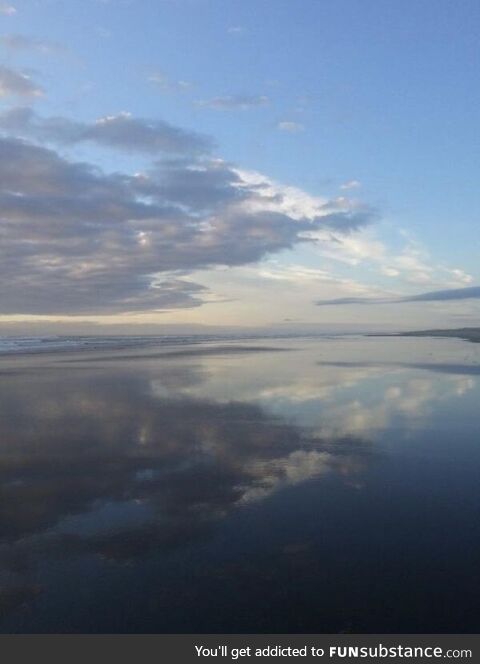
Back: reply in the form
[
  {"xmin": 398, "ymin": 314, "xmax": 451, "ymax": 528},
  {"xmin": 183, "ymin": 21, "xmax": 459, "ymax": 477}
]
[{"xmin": 0, "ymin": 634, "xmax": 477, "ymax": 663}]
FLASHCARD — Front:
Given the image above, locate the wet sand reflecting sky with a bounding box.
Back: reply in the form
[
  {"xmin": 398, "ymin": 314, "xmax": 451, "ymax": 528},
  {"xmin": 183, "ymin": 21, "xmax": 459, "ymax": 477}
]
[{"xmin": 0, "ymin": 337, "xmax": 479, "ymax": 633}]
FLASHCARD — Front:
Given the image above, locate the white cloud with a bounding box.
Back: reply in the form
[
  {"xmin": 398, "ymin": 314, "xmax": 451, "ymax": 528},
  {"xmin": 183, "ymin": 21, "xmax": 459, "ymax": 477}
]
[
  {"xmin": 256, "ymin": 264, "xmax": 375, "ymax": 297},
  {"xmin": 233, "ymin": 169, "xmax": 374, "ymax": 231},
  {"xmin": 312, "ymin": 227, "xmax": 473, "ymax": 294},
  {"xmin": 277, "ymin": 121, "xmax": 304, "ymax": 133},
  {"xmin": 444, "ymin": 268, "xmax": 473, "ymax": 285},
  {"xmin": 196, "ymin": 95, "xmax": 269, "ymax": 110},
  {"xmin": 340, "ymin": 179, "xmax": 361, "ymax": 190},
  {"xmin": 380, "ymin": 266, "xmax": 401, "ymax": 277},
  {"xmin": 147, "ymin": 71, "xmax": 192, "ymax": 93}
]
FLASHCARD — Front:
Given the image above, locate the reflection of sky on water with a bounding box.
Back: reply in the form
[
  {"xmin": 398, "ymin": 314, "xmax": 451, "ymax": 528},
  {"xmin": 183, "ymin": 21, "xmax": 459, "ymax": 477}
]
[
  {"xmin": 0, "ymin": 337, "xmax": 480, "ymax": 632},
  {"xmin": 150, "ymin": 337, "xmax": 479, "ymax": 437}
]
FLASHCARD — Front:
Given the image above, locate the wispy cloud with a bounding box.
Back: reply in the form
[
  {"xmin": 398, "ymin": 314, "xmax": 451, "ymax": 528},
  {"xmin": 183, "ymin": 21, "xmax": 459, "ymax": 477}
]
[
  {"xmin": 227, "ymin": 26, "xmax": 244, "ymax": 35},
  {"xmin": 340, "ymin": 179, "xmax": 361, "ymax": 190},
  {"xmin": 277, "ymin": 121, "xmax": 304, "ymax": 133},
  {"xmin": 316, "ymin": 286, "xmax": 480, "ymax": 306},
  {"xmin": 0, "ymin": 34, "xmax": 65, "ymax": 54},
  {"xmin": 311, "ymin": 228, "xmax": 473, "ymax": 291},
  {"xmin": 196, "ymin": 95, "xmax": 269, "ymax": 111},
  {"xmin": 147, "ymin": 71, "xmax": 192, "ymax": 93},
  {"xmin": 0, "ymin": 3, "xmax": 16, "ymax": 15},
  {"xmin": 0, "ymin": 66, "xmax": 43, "ymax": 98}
]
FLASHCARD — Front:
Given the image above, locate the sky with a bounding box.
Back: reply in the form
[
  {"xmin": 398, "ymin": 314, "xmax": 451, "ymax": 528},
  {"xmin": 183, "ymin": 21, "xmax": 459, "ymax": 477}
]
[{"xmin": 1, "ymin": 0, "xmax": 480, "ymax": 333}]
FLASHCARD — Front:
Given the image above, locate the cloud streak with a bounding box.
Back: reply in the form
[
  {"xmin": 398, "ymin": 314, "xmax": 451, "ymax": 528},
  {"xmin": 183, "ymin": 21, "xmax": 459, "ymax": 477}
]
[
  {"xmin": 147, "ymin": 71, "xmax": 192, "ymax": 93},
  {"xmin": 196, "ymin": 95, "xmax": 269, "ymax": 110},
  {"xmin": 316, "ymin": 286, "xmax": 480, "ymax": 306},
  {"xmin": 0, "ymin": 108, "xmax": 213, "ymax": 155},
  {"xmin": 0, "ymin": 34, "xmax": 65, "ymax": 54},
  {"xmin": 277, "ymin": 121, "xmax": 304, "ymax": 133},
  {"xmin": 340, "ymin": 179, "xmax": 361, "ymax": 190}
]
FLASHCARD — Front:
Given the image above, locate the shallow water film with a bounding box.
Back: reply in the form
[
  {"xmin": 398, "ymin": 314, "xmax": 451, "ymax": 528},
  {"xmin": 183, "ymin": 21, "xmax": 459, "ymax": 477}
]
[{"xmin": 1, "ymin": 336, "xmax": 479, "ymax": 633}]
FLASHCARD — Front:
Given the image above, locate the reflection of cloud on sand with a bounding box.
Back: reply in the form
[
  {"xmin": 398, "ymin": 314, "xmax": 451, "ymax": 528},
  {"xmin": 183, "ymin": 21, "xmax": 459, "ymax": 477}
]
[
  {"xmin": 162, "ymin": 340, "xmax": 478, "ymax": 441},
  {"xmin": 241, "ymin": 449, "xmax": 365, "ymax": 503},
  {"xmin": 314, "ymin": 374, "xmax": 476, "ymax": 439},
  {"xmin": 163, "ymin": 345, "xmax": 384, "ymax": 408},
  {"xmin": 0, "ymin": 361, "xmax": 370, "ymax": 617}
]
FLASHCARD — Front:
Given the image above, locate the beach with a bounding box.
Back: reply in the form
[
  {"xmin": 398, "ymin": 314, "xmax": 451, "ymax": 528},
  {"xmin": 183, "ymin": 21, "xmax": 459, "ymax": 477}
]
[{"xmin": 1, "ymin": 335, "xmax": 480, "ymax": 633}]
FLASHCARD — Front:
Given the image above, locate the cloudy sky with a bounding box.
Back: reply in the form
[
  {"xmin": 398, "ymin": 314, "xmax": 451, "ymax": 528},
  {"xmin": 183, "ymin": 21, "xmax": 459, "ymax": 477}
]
[{"xmin": 1, "ymin": 0, "xmax": 479, "ymax": 332}]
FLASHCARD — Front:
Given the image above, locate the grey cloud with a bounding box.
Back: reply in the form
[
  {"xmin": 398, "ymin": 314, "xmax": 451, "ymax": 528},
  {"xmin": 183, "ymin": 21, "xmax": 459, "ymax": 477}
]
[
  {"xmin": 196, "ymin": 95, "xmax": 269, "ymax": 110},
  {"xmin": 0, "ymin": 107, "xmax": 213, "ymax": 155},
  {"xmin": 0, "ymin": 123, "xmax": 375, "ymax": 315},
  {"xmin": 0, "ymin": 275, "xmax": 208, "ymax": 316},
  {"xmin": 316, "ymin": 286, "xmax": 480, "ymax": 306},
  {"xmin": 404, "ymin": 286, "xmax": 480, "ymax": 302},
  {"xmin": 136, "ymin": 158, "xmax": 247, "ymax": 210},
  {"xmin": 314, "ymin": 208, "xmax": 377, "ymax": 233},
  {"xmin": 0, "ymin": 65, "xmax": 43, "ymax": 97}
]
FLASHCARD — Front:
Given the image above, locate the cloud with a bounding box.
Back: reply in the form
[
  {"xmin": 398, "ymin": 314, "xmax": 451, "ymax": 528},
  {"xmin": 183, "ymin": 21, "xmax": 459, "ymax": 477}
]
[
  {"xmin": 0, "ymin": 123, "xmax": 375, "ymax": 315},
  {"xmin": 0, "ymin": 66, "xmax": 43, "ymax": 97},
  {"xmin": 234, "ymin": 169, "xmax": 376, "ymax": 231},
  {"xmin": 196, "ymin": 95, "xmax": 269, "ymax": 110},
  {"xmin": 316, "ymin": 285, "xmax": 480, "ymax": 306},
  {"xmin": 311, "ymin": 227, "xmax": 473, "ymax": 292},
  {"xmin": 0, "ymin": 107, "xmax": 212, "ymax": 155},
  {"xmin": 147, "ymin": 71, "xmax": 192, "ymax": 93},
  {"xmin": 0, "ymin": 34, "xmax": 65, "ymax": 54},
  {"xmin": 340, "ymin": 179, "xmax": 361, "ymax": 190},
  {"xmin": 0, "ymin": 3, "xmax": 16, "ymax": 15},
  {"xmin": 403, "ymin": 286, "xmax": 480, "ymax": 303},
  {"xmin": 257, "ymin": 264, "xmax": 374, "ymax": 295},
  {"xmin": 277, "ymin": 121, "xmax": 304, "ymax": 133},
  {"xmin": 227, "ymin": 26, "xmax": 244, "ymax": 35},
  {"xmin": 316, "ymin": 296, "xmax": 388, "ymax": 306},
  {"xmin": 444, "ymin": 268, "xmax": 473, "ymax": 285}
]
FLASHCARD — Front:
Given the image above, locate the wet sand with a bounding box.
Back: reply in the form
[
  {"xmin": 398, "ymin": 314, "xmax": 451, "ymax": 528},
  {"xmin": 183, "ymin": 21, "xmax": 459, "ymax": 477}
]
[{"xmin": 1, "ymin": 336, "xmax": 479, "ymax": 633}]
